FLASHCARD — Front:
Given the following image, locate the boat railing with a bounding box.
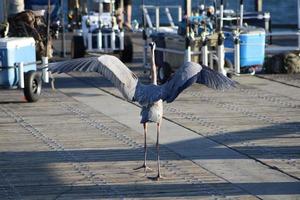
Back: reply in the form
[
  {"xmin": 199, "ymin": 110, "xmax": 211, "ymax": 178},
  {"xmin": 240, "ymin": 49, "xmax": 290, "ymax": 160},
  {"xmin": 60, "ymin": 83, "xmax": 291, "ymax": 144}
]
[
  {"xmin": 265, "ymin": 0, "xmax": 300, "ymax": 53},
  {"xmin": 265, "ymin": 30, "xmax": 300, "ymax": 53},
  {"xmin": 141, "ymin": 5, "xmax": 182, "ymax": 30}
]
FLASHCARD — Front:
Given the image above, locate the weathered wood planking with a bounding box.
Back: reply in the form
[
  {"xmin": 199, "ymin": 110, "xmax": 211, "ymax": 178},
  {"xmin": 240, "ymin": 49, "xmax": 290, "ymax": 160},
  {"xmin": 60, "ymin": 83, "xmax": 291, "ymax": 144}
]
[{"xmin": 0, "ymin": 88, "xmax": 258, "ymax": 199}]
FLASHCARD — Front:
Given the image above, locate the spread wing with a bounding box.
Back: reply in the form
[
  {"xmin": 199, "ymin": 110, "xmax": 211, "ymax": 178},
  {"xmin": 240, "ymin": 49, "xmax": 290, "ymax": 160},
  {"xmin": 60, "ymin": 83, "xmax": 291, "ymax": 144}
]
[
  {"xmin": 160, "ymin": 62, "xmax": 236, "ymax": 103},
  {"xmin": 49, "ymin": 56, "xmax": 235, "ymax": 106},
  {"xmin": 132, "ymin": 62, "xmax": 236, "ymax": 106},
  {"xmin": 48, "ymin": 55, "xmax": 138, "ymax": 101}
]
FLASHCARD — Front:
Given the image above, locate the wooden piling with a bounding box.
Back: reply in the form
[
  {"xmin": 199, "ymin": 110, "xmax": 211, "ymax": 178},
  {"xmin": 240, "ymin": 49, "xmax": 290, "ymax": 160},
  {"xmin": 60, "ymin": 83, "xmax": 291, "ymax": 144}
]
[{"xmin": 255, "ymin": 0, "xmax": 263, "ymax": 12}]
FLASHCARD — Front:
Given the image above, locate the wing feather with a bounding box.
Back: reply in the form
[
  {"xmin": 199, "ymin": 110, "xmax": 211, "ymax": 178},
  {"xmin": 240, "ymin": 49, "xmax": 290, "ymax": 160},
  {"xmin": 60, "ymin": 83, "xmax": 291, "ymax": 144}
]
[
  {"xmin": 161, "ymin": 62, "xmax": 236, "ymax": 103},
  {"xmin": 49, "ymin": 55, "xmax": 138, "ymax": 101},
  {"xmin": 49, "ymin": 57, "xmax": 235, "ymax": 106},
  {"xmin": 197, "ymin": 66, "xmax": 236, "ymax": 90}
]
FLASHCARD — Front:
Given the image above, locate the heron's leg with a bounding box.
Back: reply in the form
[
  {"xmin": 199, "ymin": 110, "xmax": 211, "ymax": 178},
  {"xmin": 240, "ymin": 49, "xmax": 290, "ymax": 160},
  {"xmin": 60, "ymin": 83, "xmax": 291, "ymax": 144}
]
[
  {"xmin": 149, "ymin": 122, "xmax": 164, "ymax": 181},
  {"xmin": 142, "ymin": 123, "xmax": 148, "ymax": 167},
  {"xmin": 134, "ymin": 123, "xmax": 152, "ymax": 172},
  {"xmin": 156, "ymin": 122, "xmax": 162, "ymax": 179}
]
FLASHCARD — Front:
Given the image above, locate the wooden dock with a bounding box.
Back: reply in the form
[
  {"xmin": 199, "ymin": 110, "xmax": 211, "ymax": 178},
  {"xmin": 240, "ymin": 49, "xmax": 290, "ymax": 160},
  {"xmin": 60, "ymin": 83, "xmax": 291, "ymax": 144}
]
[{"xmin": 0, "ymin": 34, "xmax": 300, "ymax": 199}]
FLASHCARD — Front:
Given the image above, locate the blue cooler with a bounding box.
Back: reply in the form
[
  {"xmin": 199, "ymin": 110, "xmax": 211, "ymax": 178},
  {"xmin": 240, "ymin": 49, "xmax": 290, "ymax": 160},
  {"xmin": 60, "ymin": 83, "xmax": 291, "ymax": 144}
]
[
  {"xmin": 0, "ymin": 37, "xmax": 36, "ymax": 87},
  {"xmin": 225, "ymin": 26, "xmax": 265, "ymax": 68}
]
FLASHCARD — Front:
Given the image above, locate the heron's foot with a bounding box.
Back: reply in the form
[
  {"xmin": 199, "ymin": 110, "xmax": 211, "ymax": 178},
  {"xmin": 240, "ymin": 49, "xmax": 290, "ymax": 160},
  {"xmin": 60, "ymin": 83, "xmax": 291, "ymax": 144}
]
[
  {"xmin": 133, "ymin": 164, "xmax": 152, "ymax": 172},
  {"xmin": 148, "ymin": 173, "xmax": 165, "ymax": 181}
]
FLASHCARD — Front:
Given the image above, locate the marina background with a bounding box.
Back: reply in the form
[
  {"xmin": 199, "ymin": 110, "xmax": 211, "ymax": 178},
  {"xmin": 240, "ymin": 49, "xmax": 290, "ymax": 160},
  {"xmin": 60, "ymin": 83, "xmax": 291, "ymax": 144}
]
[{"xmin": 132, "ymin": 0, "xmax": 299, "ymax": 28}]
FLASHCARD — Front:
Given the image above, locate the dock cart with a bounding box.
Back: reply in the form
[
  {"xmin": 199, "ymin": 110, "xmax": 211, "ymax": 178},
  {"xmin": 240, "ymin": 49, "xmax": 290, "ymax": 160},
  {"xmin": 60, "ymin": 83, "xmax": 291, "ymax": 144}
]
[
  {"xmin": 142, "ymin": 0, "xmax": 275, "ymax": 80},
  {"xmin": 71, "ymin": 0, "xmax": 133, "ymax": 62},
  {"xmin": 0, "ymin": 37, "xmax": 49, "ymax": 102},
  {"xmin": 150, "ymin": 31, "xmax": 219, "ymax": 82},
  {"xmin": 141, "ymin": 1, "xmax": 224, "ymax": 82}
]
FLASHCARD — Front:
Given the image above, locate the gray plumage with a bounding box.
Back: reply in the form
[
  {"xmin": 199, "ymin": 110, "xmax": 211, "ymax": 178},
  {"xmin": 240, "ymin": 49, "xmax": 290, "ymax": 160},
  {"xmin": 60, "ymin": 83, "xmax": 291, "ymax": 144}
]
[
  {"xmin": 49, "ymin": 55, "xmax": 235, "ymax": 107},
  {"xmin": 140, "ymin": 100, "xmax": 163, "ymax": 123},
  {"xmin": 48, "ymin": 52, "xmax": 236, "ymax": 180}
]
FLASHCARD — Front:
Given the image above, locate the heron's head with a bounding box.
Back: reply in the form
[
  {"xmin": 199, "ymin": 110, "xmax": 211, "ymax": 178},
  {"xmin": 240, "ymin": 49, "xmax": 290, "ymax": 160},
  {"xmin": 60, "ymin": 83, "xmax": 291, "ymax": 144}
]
[{"xmin": 149, "ymin": 42, "xmax": 156, "ymax": 52}]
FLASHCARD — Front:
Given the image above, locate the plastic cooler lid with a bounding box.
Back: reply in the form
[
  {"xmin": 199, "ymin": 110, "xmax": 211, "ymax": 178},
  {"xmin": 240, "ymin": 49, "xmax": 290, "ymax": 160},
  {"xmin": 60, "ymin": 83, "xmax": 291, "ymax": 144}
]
[
  {"xmin": 224, "ymin": 26, "xmax": 265, "ymax": 35},
  {"xmin": 0, "ymin": 37, "xmax": 35, "ymax": 48},
  {"xmin": 240, "ymin": 27, "xmax": 265, "ymax": 35}
]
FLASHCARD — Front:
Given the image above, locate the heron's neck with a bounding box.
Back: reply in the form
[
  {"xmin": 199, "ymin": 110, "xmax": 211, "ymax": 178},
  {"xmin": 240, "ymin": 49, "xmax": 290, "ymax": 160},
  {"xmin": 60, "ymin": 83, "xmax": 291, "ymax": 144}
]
[{"xmin": 150, "ymin": 50, "xmax": 157, "ymax": 85}]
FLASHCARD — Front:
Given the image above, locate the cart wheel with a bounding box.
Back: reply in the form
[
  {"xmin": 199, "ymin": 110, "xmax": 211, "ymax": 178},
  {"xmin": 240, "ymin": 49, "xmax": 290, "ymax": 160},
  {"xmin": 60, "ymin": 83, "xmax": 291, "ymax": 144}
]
[
  {"xmin": 119, "ymin": 35, "xmax": 133, "ymax": 62},
  {"xmin": 23, "ymin": 71, "xmax": 42, "ymax": 102},
  {"xmin": 71, "ymin": 35, "xmax": 85, "ymax": 58},
  {"xmin": 158, "ymin": 62, "xmax": 172, "ymax": 84},
  {"xmin": 248, "ymin": 67, "xmax": 256, "ymax": 75}
]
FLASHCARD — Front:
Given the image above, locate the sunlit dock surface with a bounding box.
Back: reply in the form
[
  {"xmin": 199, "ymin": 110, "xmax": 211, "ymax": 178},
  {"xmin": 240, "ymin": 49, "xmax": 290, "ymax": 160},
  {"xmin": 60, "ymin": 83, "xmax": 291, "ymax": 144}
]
[{"xmin": 0, "ymin": 34, "xmax": 299, "ymax": 199}]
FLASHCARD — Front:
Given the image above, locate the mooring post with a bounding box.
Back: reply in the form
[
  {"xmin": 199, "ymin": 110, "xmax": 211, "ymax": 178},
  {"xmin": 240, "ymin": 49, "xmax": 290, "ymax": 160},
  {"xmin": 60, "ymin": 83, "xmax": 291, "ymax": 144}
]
[
  {"xmin": 18, "ymin": 62, "xmax": 24, "ymax": 89},
  {"xmin": 234, "ymin": 36, "xmax": 240, "ymax": 74},
  {"xmin": 255, "ymin": 0, "xmax": 263, "ymax": 12},
  {"xmin": 142, "ymin": 1, "xmax": 148, "ymax": 70},
  {"xmin": 42, "ymin": 56, "xmax": 49, "ymax": 83},
  {"xmin": 201, "ymin": 39, "xmax": 208, "ymax": 66},
  {"xmin": 217, "ymin": 33, "xmax": 226, "ymax": 76},
  {"xmin": 184, "ymin": 0, "xmax": 192, "ymax": 62},
  {"xmin": 217, "ymin": 0, "xmax": 226, "ymax": 76},
  {"xmin": 111, "ymin": 29, "xmax": 116, "ymax": 50},
  {"xmin": 219, "ymin": 0, "xmax": 224, "ymax": 31},
  {"xmin": 240, "ymin": 0, "xmax": 244, "ymax": 27},
  {"xmin": 298, "ymin": 0, "xmax": 300, "ymax": 50},
  {"xmin": 61, "ymin": 0, "xmax": 66, "ymax": 57}
]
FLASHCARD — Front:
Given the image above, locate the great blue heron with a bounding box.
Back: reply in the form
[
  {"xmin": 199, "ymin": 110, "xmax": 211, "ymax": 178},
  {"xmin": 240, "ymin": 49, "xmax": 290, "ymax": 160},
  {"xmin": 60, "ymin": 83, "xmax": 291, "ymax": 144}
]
[{"xmin": 48, "ymin": 43, "xmax": 236, "ymax": 180}]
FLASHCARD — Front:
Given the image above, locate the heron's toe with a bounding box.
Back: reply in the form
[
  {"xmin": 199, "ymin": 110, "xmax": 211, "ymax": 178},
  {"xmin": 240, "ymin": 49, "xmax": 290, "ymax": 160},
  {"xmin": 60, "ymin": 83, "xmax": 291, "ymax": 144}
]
[{"xmin": 133, "ymin": 164, "xmax": 153, "ymax": 172}]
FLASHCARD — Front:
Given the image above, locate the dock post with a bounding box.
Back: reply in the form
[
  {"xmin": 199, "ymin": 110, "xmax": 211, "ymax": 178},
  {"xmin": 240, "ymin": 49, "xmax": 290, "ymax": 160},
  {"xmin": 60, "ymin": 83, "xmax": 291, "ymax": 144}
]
[
  {"xmin": 220, "ymin": 0, "xmax": 224, "ymax": 31},
  {"xmin": 185, "ymin": 45, "xmax": 192, "ymax": 62},
  {"xmin": 178, "ymin": 6, "xmax": 182, "ymax": 23},
  {"xmin": 234, "ymin": 37, "xmax": 240, "ymax": 74},
  {"xmin": 60, "ymin": 0, "xmax": 66, "ymax": 57},
  {"xmin": 240, "ymin": 0, "xmax": 244, "ymax": 27},
  {"xmin": 184, "ymin": 0, "xmax": 192, "ymax": 63},
  {"xmin": 217, "ymin": 0, "xmax": 226, "ymax": 75},
  {"xmin": 201, "ymin": 41, "xmax": 208, "ymax": 66},
  {"xmin": 97, "ymin": 31, "xmax": 102, "ymax": 49},
  {"xmin": 18, "ymin": 62, "xmax": 24, "ymax": 89},
  {"xmin": 255, "ymin": 0, "xmax": 263, "ymax": 12},
  {"xmin": 111, "ymin": 30, "xmax": 115, "ymax": 50},
  {"xmin": 42, "ymin": 56, "xmax": 49, "ymax": 83},
  {"xmin": 298, "ymin": 0, "xmax": 300, "ymax": 50},
  {"xmin": 142, "ymin": 2, "xmax": 149, "ymax": 70},
  {"xmin": 119, "ymin": 31, "xmax": 124, "ymax": 50},
  {"xmin": 217, "ymin": 33, "xmax": 226, "ymax": 76}
]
